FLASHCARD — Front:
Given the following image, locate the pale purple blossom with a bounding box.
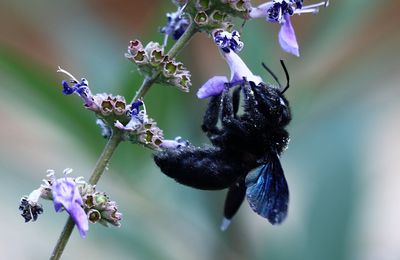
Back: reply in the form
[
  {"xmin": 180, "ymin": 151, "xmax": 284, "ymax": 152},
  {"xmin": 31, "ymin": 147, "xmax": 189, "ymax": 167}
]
[
  {"xmin": 250, "ymin": 0, "xmax": 329, "ymax": 56},
  {"xmin": 51, "ymin": 169, "xmax": 89, "ymax": 238},
  {"xmin": 197, "ymin": 30, "xmax": 262, "ymax": 99}
]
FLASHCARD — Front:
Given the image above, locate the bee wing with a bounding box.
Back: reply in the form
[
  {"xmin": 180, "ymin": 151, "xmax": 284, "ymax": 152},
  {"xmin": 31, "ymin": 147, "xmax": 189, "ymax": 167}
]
[{"xmin": 245, "ymin": 155, "xmax": 289, "ymax": 224}]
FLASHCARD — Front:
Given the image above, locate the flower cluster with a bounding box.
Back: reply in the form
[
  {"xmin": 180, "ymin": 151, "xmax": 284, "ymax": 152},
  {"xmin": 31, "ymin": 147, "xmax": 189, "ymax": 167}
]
[
  {"xmin": 19, "ymin": 169, "xmax": 122, "ymax": 238},
  {"xmin": 167, "ymin": 0, "xmax": 251, "ymax": 33},
  {"xmin": 125, "ymin": 40, "xmax": 191, "ymax": 92},
  {"xmin": 115, "ymin": 100, "xmax": 165, "ymax": 150},
  {"xmin": 164, "ymin": 0, "xmax": 328, "ymax": 56},
  {"xmin": 58, "ymin": 68, "xmax": 168, "ymax": 150}
]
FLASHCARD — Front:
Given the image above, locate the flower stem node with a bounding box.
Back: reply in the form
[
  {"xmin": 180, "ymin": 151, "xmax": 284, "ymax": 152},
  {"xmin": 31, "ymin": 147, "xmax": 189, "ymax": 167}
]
[
  {"xmin": 19, "ymin": 169, "xmax": 122, "ymax": 238},
  {"xmin": 126, "ymin": 39, "xmax": 192, "ymax": 92}
]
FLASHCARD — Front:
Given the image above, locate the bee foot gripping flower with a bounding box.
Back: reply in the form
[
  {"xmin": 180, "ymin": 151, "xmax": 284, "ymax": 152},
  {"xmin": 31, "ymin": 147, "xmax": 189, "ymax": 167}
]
[
  {"xmin": 160, "ymin": 136, "xmax": 191, "ymax": 149},
  {"xmin": 197, "ymin": 30, "xmax": 262, "ymax": 98},
  {"xmin": 250, "ymin": 0, "xmax": 329, "ymax": 56},
  {"xmin": 19, "ymin": 169, "xmax": 122, "ymax": 238}
]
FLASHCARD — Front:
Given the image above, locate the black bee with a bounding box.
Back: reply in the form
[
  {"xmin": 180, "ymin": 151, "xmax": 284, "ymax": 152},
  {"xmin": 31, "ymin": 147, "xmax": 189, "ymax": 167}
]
[{"xmin": 154, "ymin": 61, "xmax": 291, "ymax": 229}]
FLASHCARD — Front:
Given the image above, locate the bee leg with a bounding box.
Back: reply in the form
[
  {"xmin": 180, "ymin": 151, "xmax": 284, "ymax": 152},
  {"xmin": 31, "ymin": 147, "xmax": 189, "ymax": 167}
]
[
  {"xmin": 232, "ymin": 86, "xmax": 241, "ymax": 118},
  {"xmin": 241, "ymin": 81, "xmax": 261, "ymax": 115},
  {"xmin": 202, "ymin": 94, "xmax": 222, "ymax": 136},
  {"xmin": 221, "ymin": 178, "xmax": 246, "ymax": 231},
  {"xmin": 241, "ymin": 81, "xmax": 265, "ymax": 128},
  {"xmin": 220, "ymin": 88, "xmax": 249, "ymax": 134},
  {"xmin": 154, "ymin": 146, "xmax": 242, "ymax": 190}
]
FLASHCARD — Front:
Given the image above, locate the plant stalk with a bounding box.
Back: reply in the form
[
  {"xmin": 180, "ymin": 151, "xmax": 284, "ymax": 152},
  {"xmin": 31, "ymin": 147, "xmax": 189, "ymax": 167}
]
[{"xmin": 51, "ymin": 20, "xmax": 198, "ymax": 260}]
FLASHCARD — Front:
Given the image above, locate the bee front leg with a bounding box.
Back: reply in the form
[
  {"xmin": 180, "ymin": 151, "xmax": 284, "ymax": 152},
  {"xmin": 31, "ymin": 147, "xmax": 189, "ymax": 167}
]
[
  {"xmin": 221, "ymin": 88, "xmax": 249, "ymax": 135},
  {"xmin": 232, "ymin": 86, "xmax": 241, "ymax": 117},
  {"xmin": 202, "ymin": 94, "xmax": 222, "ymax": 136},
  {"xmin": 241, "ymin": 81, "xmax": 265, "ymax": 128}
]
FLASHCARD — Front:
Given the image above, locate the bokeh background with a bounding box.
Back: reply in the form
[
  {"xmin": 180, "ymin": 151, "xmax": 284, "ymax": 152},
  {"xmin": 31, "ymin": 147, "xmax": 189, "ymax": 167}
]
[{"xmin": 1, "ymin": 0, "xmax": 400, "ymax": 259}]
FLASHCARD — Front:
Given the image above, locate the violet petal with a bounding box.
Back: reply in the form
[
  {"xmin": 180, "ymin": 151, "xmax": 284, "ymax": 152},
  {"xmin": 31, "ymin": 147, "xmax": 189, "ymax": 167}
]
[
  {"xmin": 249, "ymin": 2, "xmax": 274, "ymax": 19},
  {"xmin": 67, "ymin": 203, "xmax": 89, "ymax": 238},
  {"xmin": 197, "ymin": 76, "xmax": 228, "ymax": 99},
  {"xmin": 52, "ymin": 177, "xmax": 89, "ymax": 238},
  {"xmin": 222, "ymin": 51, "xmax": 263, "ymax": 84},
  {"xmin": 278, "ymin": 14, "xmax": 300, "ymax": 57}
]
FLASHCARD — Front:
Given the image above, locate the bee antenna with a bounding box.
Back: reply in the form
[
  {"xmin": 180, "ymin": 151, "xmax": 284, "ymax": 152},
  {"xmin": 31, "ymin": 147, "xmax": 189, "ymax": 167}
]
[
  {"xmin": 280, "ymin": 60, "xmax": 290, "ymax": 94},
  {"xmin": 261, "ymin": 62, "xmax": 282, "ymax": 87}
]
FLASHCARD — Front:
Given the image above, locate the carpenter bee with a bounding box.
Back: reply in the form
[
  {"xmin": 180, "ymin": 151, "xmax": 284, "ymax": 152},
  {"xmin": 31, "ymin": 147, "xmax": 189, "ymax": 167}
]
[{"xmin": 154, "ymin": 61, "xmax": 291, "ymax": 229}]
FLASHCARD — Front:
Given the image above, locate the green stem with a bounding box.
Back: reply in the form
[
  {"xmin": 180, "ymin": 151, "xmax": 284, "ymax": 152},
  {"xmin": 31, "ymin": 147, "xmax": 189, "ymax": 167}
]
[
  {"xmin": 51, "ymin": 19, "xmax": 198, "ymax": 260},
  {"xmin": 49, "ymin": 218, "xmax": 75, "ymax": 260},
  {"xmin": 50, "ymin": 131, "xmax": 122, "ymax": 260},
  {"xmin": 88, "ymin": 130, "xmax": 123, "ymax": 185},
  {"xmin": 132, "ymin": 21, "xmax": 198, "ymax": 101}
]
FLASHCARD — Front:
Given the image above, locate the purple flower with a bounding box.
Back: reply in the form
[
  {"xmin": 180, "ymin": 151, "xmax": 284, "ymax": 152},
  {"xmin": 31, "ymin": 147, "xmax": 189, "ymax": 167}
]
[
  {"xmin": 51, "ymin": 169, "xmax": 89, "ymax": 238},
  {"xmin": 250, "ymin": 0, "xmax": 329, "ymax": 56},
  {"xmin": 57, "ymin": 67, "xmax": 94, "ymax": 107},
  {"xmin": 160, "ymin": 4, "xmax": 189, "ymax": 46},
  {"xmin": 197, "ymin": 30, "xmax": 262, "ymax": 99}
]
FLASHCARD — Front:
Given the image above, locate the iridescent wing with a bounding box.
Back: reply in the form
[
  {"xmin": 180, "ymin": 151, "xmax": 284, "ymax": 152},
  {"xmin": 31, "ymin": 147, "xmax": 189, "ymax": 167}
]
[{"xmin": 245, "ymin": 154, "xmax": 289, "ymax": 224}]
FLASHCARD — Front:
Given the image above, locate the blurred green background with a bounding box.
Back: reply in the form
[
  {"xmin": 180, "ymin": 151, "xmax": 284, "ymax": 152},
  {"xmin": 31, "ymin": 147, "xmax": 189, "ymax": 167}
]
[{"xmin": 1, "ymin": 0, "xmax": 400, "ymax": 259}]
